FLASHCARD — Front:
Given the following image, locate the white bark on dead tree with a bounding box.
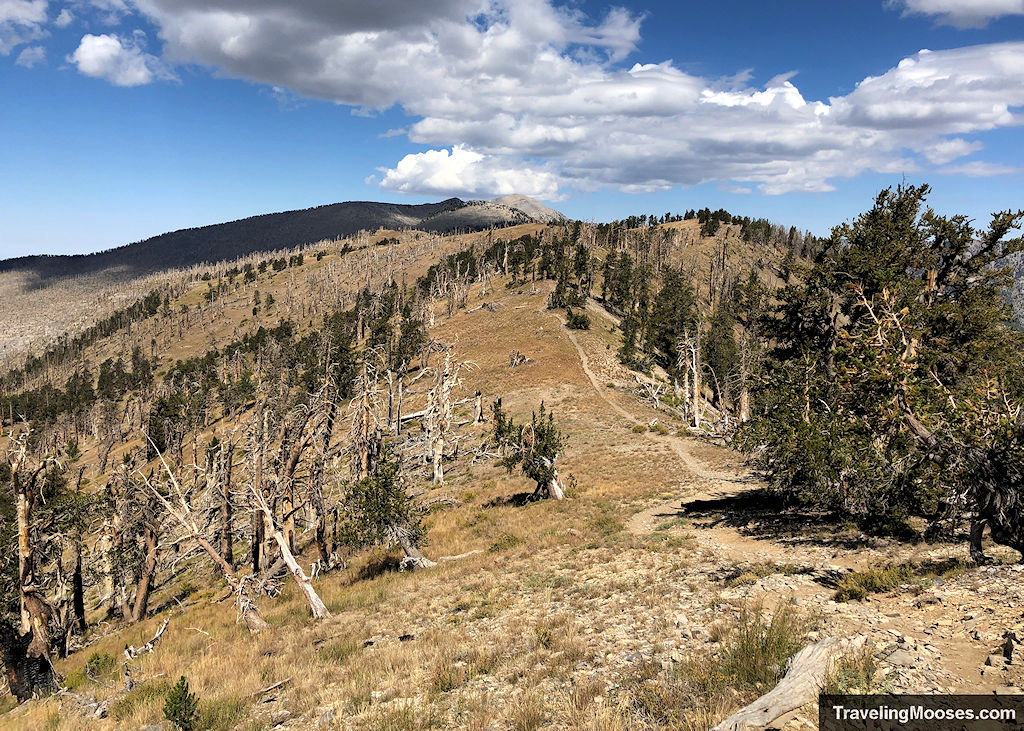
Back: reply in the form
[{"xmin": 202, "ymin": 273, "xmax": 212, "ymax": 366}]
[{"xmin": 711, "ymin": 636, "xmax": 867, "ymax": 731}]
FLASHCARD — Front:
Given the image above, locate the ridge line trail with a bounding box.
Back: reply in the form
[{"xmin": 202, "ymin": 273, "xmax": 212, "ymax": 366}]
[
  {"xmin": 564, "ymin": 321, "xmax": 1012, "ymax": 694},
  {"xmin": 563, "ymin": 325, "xmax": 839, "ymax": 565}
]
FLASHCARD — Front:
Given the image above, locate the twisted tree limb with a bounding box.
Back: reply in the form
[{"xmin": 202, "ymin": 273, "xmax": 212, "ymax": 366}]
[{"xmin": 712, "ymin": 635, "xmax": 867, "ymax": 731}]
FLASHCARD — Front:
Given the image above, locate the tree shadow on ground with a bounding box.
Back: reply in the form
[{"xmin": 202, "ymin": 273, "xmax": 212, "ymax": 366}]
[
  {"xmin": 485, "ymin": 491, "xmax": 543, "ymax": 508},
  {"xmin": 653, "ymin": 488, "xmax": 879, "ymax": 552}
]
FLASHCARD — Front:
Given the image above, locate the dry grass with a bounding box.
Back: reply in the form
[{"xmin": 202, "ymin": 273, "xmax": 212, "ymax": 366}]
[
  {"xmin": 3, "ymin": 225, "xmax": 811, "ymax": 729},
  {"xmin": 833, "ymin": 558, "xmax": 969, "ymax": 602}
]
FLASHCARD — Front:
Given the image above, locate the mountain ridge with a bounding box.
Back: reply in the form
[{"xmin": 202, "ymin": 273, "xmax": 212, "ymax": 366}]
[{"xmin": 0, "ymin": 195, "xmax": 566, "ymax": 282}]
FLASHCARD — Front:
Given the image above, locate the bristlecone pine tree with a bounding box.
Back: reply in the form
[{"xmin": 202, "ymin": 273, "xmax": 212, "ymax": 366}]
[
  {"xmin": 340, "ymin": 445, "xmax": 433, "ymax": 568},
  {"xmin": 499, "ymin": 402, "xmax": 568, "ymax": 500},
  {"xmin": 741, "ymin": 184, "xmax": 1024, "ymax": 561}
]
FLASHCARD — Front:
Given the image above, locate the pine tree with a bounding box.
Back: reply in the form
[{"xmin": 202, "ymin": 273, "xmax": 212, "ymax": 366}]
[
  {"xmin": 741, "ymin": 184, "xmax": 1024, "ymax": 556},
  {"xmin": 164, "ymin": 675, "xmax": 199, "ymax": 731},
  {"xmin": 499, "ymin": 402, "xmax": 567, "ymax": 499},
  {"xmin": 339, "ymin": 446, "xmax": 426, "ymax": 554}
]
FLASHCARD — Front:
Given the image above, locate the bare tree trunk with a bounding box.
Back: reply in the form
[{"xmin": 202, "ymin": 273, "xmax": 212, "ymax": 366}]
[
  {"xmin": 548, "ymin": 467, "xmax": 566, "ymax": 500},
  {"xmin": 251, "ymin": 413, "xmax": 266, "ymax": 574},
  {"xmin": 473, "ymin": 391, "xmax": 484, "ymax": 425},
  {"xmin": 130, "ymin": 522, "xmax": 159, "ymax": 623},
  {"xmin": 0, "ymin": 618, "xmax": 57, "ymax": 703},
  {"xmin": 688, "ymin": 331, "xmax": 702, "ymax": 429},
  {"xmin": 8, "ymin": 447, "xmax": 57, "ymax": 690},
  {"xmin": 71, "ymin": 541, "xmax": 86, "ymax": 635},
  {"xmin": 391, "ymin": 525, "xmax": 436, "ymax": 570},
  {"xmin": 738, "ymin": 387, "xmax": 751, "ymax": 423},
  {"xmin": 256, "ymin": 499, "xmax": 331, "ymax": 620},
  {"xmin": 15, "ymin": 489, "xmax": 31, "ymax": 633},
  {"xmin": 219, "ymin": 440, "xmax": 234, "ymax": 566},
  {"xmin": 395, "ymin": 377, "xmax": 403, "ymax": 436},
  {"xmin": 712, "ymin": 636, "xmax": 865, "ymax": 731}
]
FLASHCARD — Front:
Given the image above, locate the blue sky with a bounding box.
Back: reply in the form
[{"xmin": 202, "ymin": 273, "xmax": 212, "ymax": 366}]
[{"xmin": 1, "ymin": 0, "xmax": 1023, "ymax": 258}]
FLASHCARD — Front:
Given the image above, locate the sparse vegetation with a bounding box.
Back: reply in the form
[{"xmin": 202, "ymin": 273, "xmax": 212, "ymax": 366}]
[
  {"xmin": 834, "ymin": 559, "xmax": 969, "ymax": 601},
  {"xmin": 0, "ymin": 193, "xmax": 1019, "ymax": 729}
]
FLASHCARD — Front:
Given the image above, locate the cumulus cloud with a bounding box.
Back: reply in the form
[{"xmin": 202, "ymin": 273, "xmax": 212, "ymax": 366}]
[
  {"xmin": 888, "ymin": 0, "xmax": 1024, "ymax": 28},
  {"xmin": 54, "ymin": 7, "xmax": 73, "ymax": 26},
  {"xmin": 55, "ymin": 0, "xmax": 1024, "ymax": 198},
  {"xmin": 0, "ymin": 0, "xmax": 48, "ymax": 55},
  {"xmin": 376, "ymin": 145, "xmax": 562, "ymax": 199},
  {"xmin": 14, "ymin": 42, "xmax": 43, "ymax": 66},
  {"xmin": 68, "ymin": 32, "xmax": 171, "ymax": 86}
]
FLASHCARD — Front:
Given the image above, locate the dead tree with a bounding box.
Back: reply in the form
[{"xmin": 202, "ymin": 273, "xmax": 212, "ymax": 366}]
[
  {"xmin": 249, "ymin": 475, "xmax": 332, "ymax": 620},
  {"xmin": 211, "ymin": 435, "xmax": 236, "ymax": 567},
  {"xmin": 636, "ymin": 377, "xmax": 666, "ymax": 410},
  {"xmin": 424, "ymin": 349, "xmax": 474, "ymax": 485},
  {"xmin": 273, "ymin": 404, "xmax": 314, "ymax": 555},
  {"xmin": 349, "ymin": 361, "xmax": 389, "ymax": 481},
  {"xmin": 143, "ymin": 451, "xmax": 269, "ymax": 634},
  {"xmin": 712, "ymin": 636, "xmax": 866, "ymax": 731},
  {"xmin": 309, "ymin": 375, "xmax": 341, "ymax": 568},
  {"xmin": 5, "ymin": 432, "xmax": 58, "ymax": 696},
  {"xmin": 678, "ymin": 328, "xmax": 702, "ymax": 429},
  {"xmin": 473, "ymin": 391, "xmax": 484, "ymax": 425}
]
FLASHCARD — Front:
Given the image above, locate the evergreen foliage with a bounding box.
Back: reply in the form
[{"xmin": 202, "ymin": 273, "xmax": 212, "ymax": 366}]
[
  {"xmin": 498, "ymin": 402, "xmax": 566, "ymax": 497},
  {"xmin": 565, "ymin": 309, "xmax": 591, "ymax": 330},
  {"xmin": 339, "ymin": 446, "xmax": 425, "ymax": 550},
  {"xmin": 163, "ymin": 675, "xmax": 199, "ymax": 731},
  {"xmin": 740, "ymin": 185, "xmax": 1024, "ymax": 541}
]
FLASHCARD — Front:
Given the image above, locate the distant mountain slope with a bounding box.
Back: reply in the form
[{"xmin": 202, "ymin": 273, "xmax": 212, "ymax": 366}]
[
  {"xmin": 0, "ymin": 195, "xmax": 565, "ymax": 282},
  {"xmin": 491, "ymin": 194, "xmax": 566, "ymax": 223}
]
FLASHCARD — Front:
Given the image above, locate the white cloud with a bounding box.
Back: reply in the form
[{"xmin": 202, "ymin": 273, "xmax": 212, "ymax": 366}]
[
  {"xmin": 52, "ymin": 1, "xmax": 1024, "ymax": 198},
  {"xmin": 0, "ymin": 0, "xmax": 48, "ymax": 55},
  {"xmin": 377, "ymin": 145, "xmax": 562, "ymax": 200},
  {"xmin": 68, "ymin": 32, "xmax": 171, "ymax": 86},
  {"xmin": 936, "ymin": 161, "xmax": 1019, "ymax": 176},
  {"xmin": 54, "ymin": 7, "xmax": 72, "ymax": 26},
  {"xmin": 14, "ymin": 42, "xmax": 43, "ymax": 66},
  {"xmin": 76, "ymin": 0, "xmax": 132, "ymax": 25},
  {"xmin": 922, "ymin": 138, "xmax": 983, "ymax": 164},
  {"xmin": 888, "ymin": 0, "xmax": 1024, "ymax": 28}
]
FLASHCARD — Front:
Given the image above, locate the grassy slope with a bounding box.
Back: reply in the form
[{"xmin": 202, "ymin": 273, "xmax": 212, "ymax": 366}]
[{"xmin": 7, "ymin": 221, "xmax": 1017, "ymax": 729}]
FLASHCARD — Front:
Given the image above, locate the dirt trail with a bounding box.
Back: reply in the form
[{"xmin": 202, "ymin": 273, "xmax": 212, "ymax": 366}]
[
  {"xmin": 566, "ymin": 320, "xmax": 1024, "ymax": 697},
  {"xmin": 564, "ymin": 327, "xmax": 764, "ymax": 531}
]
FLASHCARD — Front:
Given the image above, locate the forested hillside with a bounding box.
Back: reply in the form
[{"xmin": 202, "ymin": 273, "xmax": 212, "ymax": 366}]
[{"xmin": 1, "ymin": 189, "xmax": 1022, "ymax": 729}]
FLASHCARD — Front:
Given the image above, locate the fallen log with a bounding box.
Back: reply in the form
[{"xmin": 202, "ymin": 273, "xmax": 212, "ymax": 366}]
[
  {"xmin": 711, "ymin": 635, "xmax": 866, "ymax": 731},
  {"xmin": 124, "ymin": 617, "xmax": 169, "ymax": 660}
]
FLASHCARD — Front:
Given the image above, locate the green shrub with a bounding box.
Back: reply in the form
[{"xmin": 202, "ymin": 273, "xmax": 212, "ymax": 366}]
[
  {"xmin": 164, "ymin": 676, "xmax": 199, "ymax": 731},
  {"xmin": 823, "ymin": 648, "xmax": 878, "ymax": 694},
  {"xmin": 85, "ymin": 651, "xmax": 117, "ymax": 678},
  {"xmin": 489, "ymin": 533, "xmax": 525, "ymax": 553},
  {"xmin": 834, "ymin": 564, "xmax": 915, "ymax": 602},
  {"xmin": 565, "ymin": 309, "xmax": 591, "ymax": 330},
  {"xmin": 720, "ymin": 603, "xmax": 810, "ymax": 688},
  {"xmin": 833, "ymin": 559, "xmax": 967, "ymax": 602}
]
